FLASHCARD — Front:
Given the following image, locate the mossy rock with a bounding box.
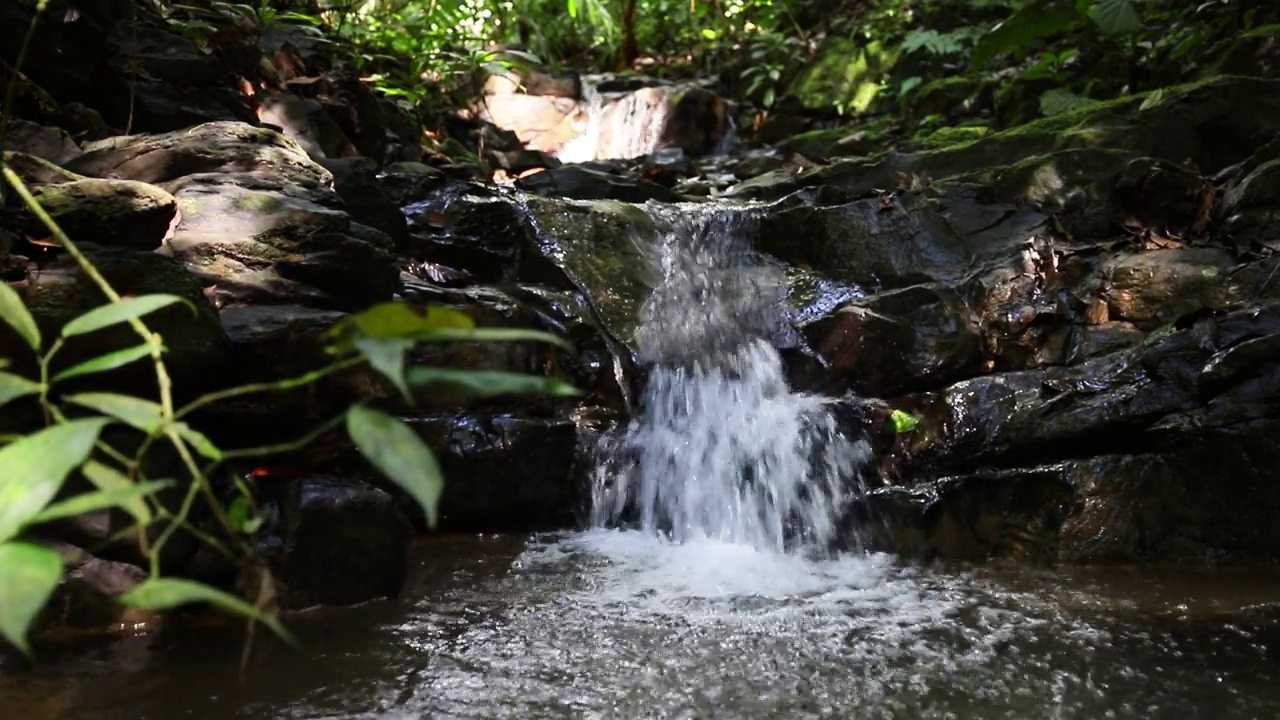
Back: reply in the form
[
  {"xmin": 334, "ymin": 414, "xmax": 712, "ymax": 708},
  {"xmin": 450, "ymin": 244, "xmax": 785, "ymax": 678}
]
[{"xmin": 786, "ymin": 36, "xmax": 900, "ymax": 114}]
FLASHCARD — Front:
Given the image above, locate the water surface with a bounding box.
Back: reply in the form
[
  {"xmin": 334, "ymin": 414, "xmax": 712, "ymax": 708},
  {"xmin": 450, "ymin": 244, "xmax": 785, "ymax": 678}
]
[{"xmin": 4, "ymin": 531, "xmax": 1279, "ymax": 719}]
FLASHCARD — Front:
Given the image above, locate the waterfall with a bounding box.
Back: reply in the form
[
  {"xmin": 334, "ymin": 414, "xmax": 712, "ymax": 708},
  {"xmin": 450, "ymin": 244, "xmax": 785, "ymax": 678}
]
[
  {"xmin": 591, "ymin": 204, "xmax": 867, "ymax": 553},
  {"xmin": 556, "ymin": 78, "xmax": 674, "ymax": 163}
]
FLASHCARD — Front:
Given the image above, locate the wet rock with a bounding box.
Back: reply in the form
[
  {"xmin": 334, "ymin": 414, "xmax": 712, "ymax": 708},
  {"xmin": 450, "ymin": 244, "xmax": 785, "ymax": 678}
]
[
  {"xmin": 754, "ymin": 187, "xmax": 1046, "ymax": 291},
  {"xmin": 659, "ymin": 87, "xmax": 732, "ymax": 156},
  {"xmin": 403, "ymin": 185, "xmax": 527, "ymax": 281},
  {"xmin": 33, "ymin": 545, "xmax": 157, "ymax": 637},
  {"xmin": 1112, "ymin": 157, "xmax": 1206, "ymax": 232},
  {"xmin": 1221, "ymin": 156, "xmax": 1280, "ymax": 249},
  {"xmin": 516, "ymin": 165, "xmax": 680, "ymax": 203},
  {"xmin": 402, "ymin": 412, "xmax": 581, "ymax": 531},
  {"xmin": 1103, "ymin": 248, "xmax": 1240, "ymax": 329},
  {"xmin": 259, "ymin": 476, "xmax": 414, "ymax": 610},
  {"xmin": 805, "ymin": 284, "xmax": 983, "ymax": 397},
  {"xmin": 23, "ymin": 179, "xmax": 178, "ymax": 251}
]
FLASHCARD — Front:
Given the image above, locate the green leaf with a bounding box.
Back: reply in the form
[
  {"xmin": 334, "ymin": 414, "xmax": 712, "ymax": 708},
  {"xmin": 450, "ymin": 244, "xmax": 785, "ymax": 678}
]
[
  {"xmin": 65, "ymin": 392, "xmax": 164, "ymax": 433},
  {"xmin": 0, "ymin": 418, "xmax": 110, "ymax": 543},
  {"xmin": 82, "ymin": 461, "xmax": 154, "ymax": 524},
  {"xmin": 411, "ymin": 327, "xmax": 574, "ymax": 350},
  {"xmin": 566, "ymin": 0, "xmax": 577, "ymax": 17},
  {"xmin": 346, "ymin": 405, "xmax": 444, "ymax": 529},
  {"xmin": 120, "ymin": 578, "xmax": 295, "ymax": 644},
  {"xmin": 888, "ymin": 409, "xmax": 921, "ymax": 434},
  {"xmin": 30, "ymin": 480, "xmax": 172, "ymax": 526},
  {"xmin": 52, "ymin": 343, "xmax": 156, "ymax": 383},
  {"xmin": 1039, "ymin": 87, "xmax": 1098, "ymax": 116},
  {"xmin": 61, "ymin": 295, "xmax": 192, "ymax": 337},
  {"xmin": 0, "ymin": 542, "xmax": 63, "ymax": 655},
  {"xmin": 1088, "ymin": 0, "xmax": 1142, "ymax": 35},
  {"xmin": 971, "ymin": 3, "xmax": 1082, "ymax": 69},
  {"xmin": 327, "ymin": 302, "xmax": 473, "ymax": 347},
  {"xmin": 0, "ymin": 371, "xmax": 41, "ymax": 408},
  {"xmin": 1139, "ymin": 87, "xmax": 1168, "ymax": 111},
  {"xmin": 406, "ymin": 367, "xmax": 580, "ymax": 398},
  {"xmin": 354, "ymin": 336, "xmax": 413, "ymax": 400},
  {"xmin": 0, "ymin": 281, "xmax": 40, "ymax": 351},
  {"xmin": 173, "ymin": 422, "xmax": 222, "ymax": 460}
]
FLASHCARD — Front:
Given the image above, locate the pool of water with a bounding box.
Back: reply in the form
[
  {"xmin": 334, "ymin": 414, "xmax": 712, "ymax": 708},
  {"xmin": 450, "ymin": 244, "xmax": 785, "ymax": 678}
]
[{"xmin": 3, "ymin": 531, "xmax": 1280, "ymax": 719}]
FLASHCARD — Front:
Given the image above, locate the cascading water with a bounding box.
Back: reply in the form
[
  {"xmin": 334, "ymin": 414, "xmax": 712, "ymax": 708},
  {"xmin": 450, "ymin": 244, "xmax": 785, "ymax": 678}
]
[{"xmin": 590, "ymin": 204, "xmax": 868, "ymax": 552}]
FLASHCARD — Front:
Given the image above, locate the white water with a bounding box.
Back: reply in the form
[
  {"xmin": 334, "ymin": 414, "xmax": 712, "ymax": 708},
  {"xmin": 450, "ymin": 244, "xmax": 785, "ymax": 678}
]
[{"xmin": 590, "ymin": 205, "xmax": 867, "ymax": 552}]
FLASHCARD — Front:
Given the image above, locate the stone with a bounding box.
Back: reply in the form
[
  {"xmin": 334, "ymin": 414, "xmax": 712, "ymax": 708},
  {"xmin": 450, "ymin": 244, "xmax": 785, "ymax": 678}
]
[
  {"xmin": 33, "ymin": 545, "xmax": 158, "ymax": 637},
  {"xmin": 516, "ymin": 165, "xmax": 680, "ymax": 203},
  {"xmin": 258, "ymin": 90, "xmax": 359, "ymax": 160},
  {"xmin": 319, "ymin": 156, "xmax": 409, "ymax": 252},
  {"xmin": 1, "ymin": 119, "xmax": 82, "ymax": 164},
  {"xmin": 24, "ymin": 178, "xmax": 178, "ymax": 251},
  {"xmin": 258, "ymin": 476, "xmax": 414, "ymax": 610},
  {"xmin": 401, "ymin": 412, "xmax": 581, "ymax": 531},
  {"xmin": 805, "ymin": 284, "xmax": 983, "ymax": 397}
]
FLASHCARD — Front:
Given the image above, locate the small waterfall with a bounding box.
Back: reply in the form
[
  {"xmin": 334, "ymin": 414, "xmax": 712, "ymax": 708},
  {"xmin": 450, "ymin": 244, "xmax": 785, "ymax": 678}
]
[
  {"xmin": 591, "ymin": 204, "xmax": 867, "ymax": 553},
  {"xmin": 556, "ymin": 78, "xmax": 674, "ymax": 163}
]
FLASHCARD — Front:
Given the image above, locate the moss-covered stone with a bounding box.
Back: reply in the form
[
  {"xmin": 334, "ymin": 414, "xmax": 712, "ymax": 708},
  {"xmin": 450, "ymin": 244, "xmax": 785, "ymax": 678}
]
[{"xmin": 786, "ymin": 36, "xmax": 900, "ymax": 114}]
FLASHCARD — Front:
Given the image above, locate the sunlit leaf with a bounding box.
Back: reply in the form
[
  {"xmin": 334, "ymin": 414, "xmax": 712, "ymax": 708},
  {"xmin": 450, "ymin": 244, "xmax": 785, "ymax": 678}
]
[
  {"xmin": 0, "ymin": 371, "xmax": 41, "ymax": 408},
  {"xmin": 888, "ymin": 409, "xmax": 921, "ymax": 434},
  {"xmin": 52, "ymin": 343, "xmax": 156, "ymax": 383},
  {"xmin": 410, "ymin": 326, "xmax": 574, "ymax": 350},
  {"xmin": 0, "ymin": 419, "xmax": 109, "ymax": 543},
  {"xmin": 0, "ymin": 542, "xmax": 63, "ymax": 655},
  {"xmin": 82, "ymin": 461, "xmax": 154, "ymax": 524},
  {"xmin": 406, "ymin": 367, "xmax": 580, "ymax": 398},
  {"xmin": 326, "ymin": 302, "xmax": 473, "ymax": 350},
  {"xmin": 0, "ymin": 281, "xmax": 40, "ymax": 351},
  {"xmin": 173, "ymin": 422, "xmax": 222, "ymax": 460},
  {"xmin": 120, "ymin": 578, "xmax": 295, "ymax": 644},
  {"xmin": 61, "ymin": 295, "xmax": 192, "ymax": 337},
  {"xmin": 30, "ymin": 480, "xmax": 172, "ymax": 526},
  {"xmin": 346, "ymin": 405, "xmax": 444, "ymax": 528},
  {"xmin": 354, "ymin": 336, "xmax": 413, "ymax": 400},
  {"xmin": 65, "ymin": 393, "xmax": 164, "ymax": 433}
]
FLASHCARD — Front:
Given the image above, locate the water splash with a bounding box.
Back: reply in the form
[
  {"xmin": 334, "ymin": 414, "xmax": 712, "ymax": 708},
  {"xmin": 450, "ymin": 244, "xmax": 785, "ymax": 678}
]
[{"xmin": 591, "ymin": 204, "xmax": 867, "ymax": 552}]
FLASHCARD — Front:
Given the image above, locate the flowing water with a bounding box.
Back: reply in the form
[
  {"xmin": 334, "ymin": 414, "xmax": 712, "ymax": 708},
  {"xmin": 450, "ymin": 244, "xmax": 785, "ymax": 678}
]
[{"xmin": 3, "ymin": 207, "xmax": 1280, "ymax": 718}]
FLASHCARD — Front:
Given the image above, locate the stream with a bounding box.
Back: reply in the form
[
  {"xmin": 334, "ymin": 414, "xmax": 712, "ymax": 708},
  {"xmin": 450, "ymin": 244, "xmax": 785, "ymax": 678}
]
[
  {"xmin": 3, "ymin": 176, "xmax": 1280, "ymax": 720},
  {"xmin": 2, "ymin": 533, "xmax": 1279, "ymax": 719}
]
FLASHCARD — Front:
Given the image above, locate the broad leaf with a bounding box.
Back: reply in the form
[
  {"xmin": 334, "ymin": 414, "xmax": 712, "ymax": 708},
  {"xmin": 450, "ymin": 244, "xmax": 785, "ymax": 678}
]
[
  {"xmin": 410, "ymin": 327, "xmax": 573, "ymax": 350},
  {"xmin": 1089, "ymin": 0, "xmax": 1142, "ymax": 35},
  {"xmin": 0, "ymin": 371, "xmax": 41, "ymax": 408},
  {"xmin": 61, "ymin": 295, "xmax": 192, "ymax": 337},
  {"xmin": 52, "ymin": 343, "xmax": 156, "ymax": 383},
  {"xmin": 406, "ymin": 367, "xmax": 580, "ymax": 398},
  {"xmin": 971, "ymin": 2, "xmax": 1081, "ymax": 69},
  {"xmin": 82, "ymin": 461, "xmax": 154, "ymax": 524},
  {"xmin": 0, "ymin": 281, "xmax": 40, "ymax": 351},
  {"xmin": 66, "ymin": 392, "xmax": 164, "ymax": 433},
  {"xmin": 1039, "ymin": 88, "xmax": 1098, "ymax": 116},
  {"xmin": 0, "ymin": 542, "xmax": 63, "ymax": 655},
  {"xmin": 327, "ymin": 302, "xmax": 473, "ymax": 347},
  {"xmin": 120, "ymin": 578, "xmax": 295, "ymax": 644},
  {"xmin": 29, "ymin": 480, "xmax": 172, "ymax": 526},
  {"xmin": 346, "ymin": 405, "xmax": 444, "ymax": 528},
  {"xmin": 0, "ymin": 419, "xmax": 110, "ymax": 543},
  {"xmin": 354, "ymin": 336, "xmax": 413, "ymax": 400}
]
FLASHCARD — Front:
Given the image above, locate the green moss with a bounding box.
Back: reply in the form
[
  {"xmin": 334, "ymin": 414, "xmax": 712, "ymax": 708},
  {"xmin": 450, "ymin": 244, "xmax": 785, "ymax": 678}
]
[
  {"xmin": 788, "ymin": 37, "xmax": 900, "ymax": 114},
  {"xmin": 232, "ymin": 192, "xmax": 286, "ymax": 213}
]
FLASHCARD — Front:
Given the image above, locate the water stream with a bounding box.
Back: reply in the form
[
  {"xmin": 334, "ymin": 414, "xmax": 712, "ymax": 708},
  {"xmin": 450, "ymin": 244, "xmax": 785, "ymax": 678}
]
[{"xmin": 2, "ymin": 206, "xmax": 1279, "ymax": 718}]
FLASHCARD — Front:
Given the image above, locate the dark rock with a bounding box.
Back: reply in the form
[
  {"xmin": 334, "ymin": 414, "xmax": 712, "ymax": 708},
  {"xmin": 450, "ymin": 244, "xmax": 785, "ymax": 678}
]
[
  {"xmin": 402, "ymin": 412, "xmax": 581, "ymax": 531},
  {"xmin": 0, "ymin": 243, "xmax": 230, "ymax": 397},
  {"xmin": 1103, "ymin": 248, "xmax": 1241, "ymax": 329},
  {"xmin": 403, "ymin": 184, "xmax": 527, "ymax": 281},
  {"xmin": 33, "ymin": 545, "xmax": 158, "ymax": 637},
  {"xmin": 319, "ymin": 156, "xmax": 409, "ymax": 252},
  {"xmin": 25, "ymin": 178, "xmax": 178, "ymax": 251},
  {"xmin": 259, "ymin": 90, "xmax": 359, "ymax": 160},
  {"xmin": 259, "ymin": 476, "xmax": 414, "ymax": 610},
  {"xmin": 1, "ymin": 120, "xmax": 82, "ymax": 164},
  {"xmin": 489, "ymin": 149, "xmax": 562, "ymax": 174},
  {"xmin": 805, "ymin": 284, "xmax": 983, "ymax": 397},
  {"xmin": 659, "ymin": 87, "xmax": 732, "ymax": 156},
  {"xmin": 516, "ymin": 165, "xmax": 680, "ymax": 203},
  {"xmin": 2, "ymin": 151, "xmax": 86, "ymax": 186}
]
